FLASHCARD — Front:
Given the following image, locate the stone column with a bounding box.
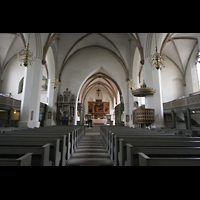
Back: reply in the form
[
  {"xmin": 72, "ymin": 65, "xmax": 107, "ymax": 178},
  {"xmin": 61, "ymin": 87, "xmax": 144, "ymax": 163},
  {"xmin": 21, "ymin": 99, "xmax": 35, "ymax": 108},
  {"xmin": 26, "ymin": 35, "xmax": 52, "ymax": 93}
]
[
  {"xmin": 186, "ymin": 108, "xmax": 191, "ymax": 130},
  {"xmin": 171, "ymin": 109, "xmax": 176, "ymax": 128},
  {"xmin": 8, "ymin": 109, "xmax": 12, "ymax": 127},
  {"xmin": 198, "ymin": 33, "xmax": 200, "ymax": 50},
  {"xmin": 19, "ymin": 58, "xmax": 43, "ymax": 128},
  {"xmin": 143, "ymin": 57, "xmax": 165, "ymax": 128},
  {"xmin": 44, "ymin": 78, "xmax": 57, "ymax": 126},
  {"xmin": 127, "ymin": 87, "xmax": 134, "ymax": 127},
  {"xmin": 126, "ymin": 39, "xmax": 135, "ymax": 127},
  {"xmin": 77, "ymin": 103, "xmax": 85, "ymax": 125}
]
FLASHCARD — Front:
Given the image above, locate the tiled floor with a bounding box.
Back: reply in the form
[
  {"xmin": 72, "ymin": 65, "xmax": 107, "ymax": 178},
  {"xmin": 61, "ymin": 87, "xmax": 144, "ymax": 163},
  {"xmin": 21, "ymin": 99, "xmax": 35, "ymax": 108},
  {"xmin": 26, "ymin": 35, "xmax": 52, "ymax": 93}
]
[{"xmin": 66, "ymin": 126, "xmax": 113, "ymax": 166}]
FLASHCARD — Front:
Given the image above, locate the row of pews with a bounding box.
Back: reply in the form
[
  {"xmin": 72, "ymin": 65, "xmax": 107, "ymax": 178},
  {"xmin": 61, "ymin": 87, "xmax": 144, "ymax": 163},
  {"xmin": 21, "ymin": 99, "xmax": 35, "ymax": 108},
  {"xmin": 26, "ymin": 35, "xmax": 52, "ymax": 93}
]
[
  {"xmin": 100, "ymin": 126, "xmax": 200, "ymax": 166},
  {"xmin": 0, "ymin": 125, "xmax": 85, "ymax": 166}
]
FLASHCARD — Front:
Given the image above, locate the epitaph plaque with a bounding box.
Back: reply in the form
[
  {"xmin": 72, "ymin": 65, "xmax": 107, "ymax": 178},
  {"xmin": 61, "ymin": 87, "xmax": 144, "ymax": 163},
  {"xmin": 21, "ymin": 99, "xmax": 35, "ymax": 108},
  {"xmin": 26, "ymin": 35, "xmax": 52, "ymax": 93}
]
[{"xmin": 57, "ymin": 88, "xmax": 76, "ymax": 125}]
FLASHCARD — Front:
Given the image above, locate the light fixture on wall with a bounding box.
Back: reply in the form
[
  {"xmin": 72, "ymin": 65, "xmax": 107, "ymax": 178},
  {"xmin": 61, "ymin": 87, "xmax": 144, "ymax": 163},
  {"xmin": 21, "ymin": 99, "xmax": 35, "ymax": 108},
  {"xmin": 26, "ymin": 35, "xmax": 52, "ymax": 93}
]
[
  {"xmin": 128, "ymin": 79, "xmax": 156, "ymax": 97},
  {"xmin": 18, "ymin": 33, "xmax": 35, "ymax": 67},
  {"xmin": 51, "ymin": 78, "xmax": 60, "ymax": 89},
  {"xmin": 149, "ymin": 33, "xmax": 166, "ymax": 70},
  {"xmin": 127, "ymin": 78, "xmax": 136, "ymax": 91}
]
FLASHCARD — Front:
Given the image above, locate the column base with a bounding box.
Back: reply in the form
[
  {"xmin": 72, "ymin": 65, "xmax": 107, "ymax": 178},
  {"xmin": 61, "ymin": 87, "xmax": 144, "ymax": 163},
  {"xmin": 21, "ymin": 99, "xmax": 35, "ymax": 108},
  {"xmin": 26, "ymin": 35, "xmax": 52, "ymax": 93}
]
[
  {"xmin": 44, "ymin": 119, "xmax": 56, "ymax": 127},
  {"xmin": 18, "ymin": 120, "xmax": 40, "ymax": 128},
  {"xmin": 153, "ymin": 124, "xmax": 165, "ymax": 129}
]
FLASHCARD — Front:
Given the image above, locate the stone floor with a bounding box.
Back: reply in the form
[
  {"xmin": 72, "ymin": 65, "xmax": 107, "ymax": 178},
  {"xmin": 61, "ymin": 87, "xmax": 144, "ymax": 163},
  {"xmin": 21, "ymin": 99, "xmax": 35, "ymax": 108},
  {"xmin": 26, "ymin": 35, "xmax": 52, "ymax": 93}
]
[{"xmin": 66, "ymin": 126, "xmax": 113, "ymax": 166}]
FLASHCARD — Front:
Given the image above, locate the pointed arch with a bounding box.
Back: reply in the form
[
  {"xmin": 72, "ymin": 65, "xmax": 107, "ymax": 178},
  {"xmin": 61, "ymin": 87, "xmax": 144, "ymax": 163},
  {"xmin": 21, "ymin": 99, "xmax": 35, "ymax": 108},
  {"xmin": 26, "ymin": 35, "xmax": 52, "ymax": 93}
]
[{"xmin": 78, "ymin": 71, "xmax": 122, "ymax": 106}]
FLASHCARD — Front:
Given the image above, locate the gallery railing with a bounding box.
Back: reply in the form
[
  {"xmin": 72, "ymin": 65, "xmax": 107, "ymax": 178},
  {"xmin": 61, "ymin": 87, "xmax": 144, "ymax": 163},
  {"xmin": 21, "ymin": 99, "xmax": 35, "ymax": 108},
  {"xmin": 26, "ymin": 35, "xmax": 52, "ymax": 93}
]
[
  {"xmin": 163, "ymin": 94, "xmax": 200, "ymax": 111},
  {"xmin": 0, "ymin": 95, "xmax": 21, "ymax": 110}
]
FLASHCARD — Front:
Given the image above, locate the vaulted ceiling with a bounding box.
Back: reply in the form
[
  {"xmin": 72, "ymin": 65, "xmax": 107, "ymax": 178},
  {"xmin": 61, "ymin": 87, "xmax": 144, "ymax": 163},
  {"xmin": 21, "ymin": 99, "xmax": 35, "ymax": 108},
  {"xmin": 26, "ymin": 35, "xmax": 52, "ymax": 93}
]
[
  {"xmin": 0, "ymin": 33, "xmax": 199, "ymax": 91},
  {"xmin": 160, "ymin": 33, "xmax": 198, "ymax": 85},
  {"xmin": 0, "ymin": 33, "xmax": 25, "ymax": 72},
  {"xmin": 42, "ymin": 33, "xmax": 144, "ymax": 81}
]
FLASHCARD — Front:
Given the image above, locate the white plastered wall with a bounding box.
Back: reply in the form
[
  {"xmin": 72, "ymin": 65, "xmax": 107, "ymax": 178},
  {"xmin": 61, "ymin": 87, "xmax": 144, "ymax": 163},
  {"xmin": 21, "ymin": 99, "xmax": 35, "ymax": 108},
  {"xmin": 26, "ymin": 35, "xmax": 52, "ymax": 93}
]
[
  {"xmin": 1, "ymin": 55, "xmax": 48, "ymax": 104},
  {"xmin": 161, "ymin": 58, "xmax": 184, "ymax": 102},
  {"xmin": 185, "ymin": 45, "xmax": 199, "ymax": 96},
  {"xmin": 161, "ymin": 44, "xmax": 199, "ymax": 103},
  {"xmin": 1, "ymin": 56, "xmax": 24, "ymax": 100}
]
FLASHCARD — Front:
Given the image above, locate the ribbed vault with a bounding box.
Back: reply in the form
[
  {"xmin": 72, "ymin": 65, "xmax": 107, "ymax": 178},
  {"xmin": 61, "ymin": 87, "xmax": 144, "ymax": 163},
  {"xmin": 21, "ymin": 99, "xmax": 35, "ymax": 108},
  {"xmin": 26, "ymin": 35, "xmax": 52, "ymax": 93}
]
[{"xmin": 78, "ymin": 71, "xmax": 122, "ymax": 105}]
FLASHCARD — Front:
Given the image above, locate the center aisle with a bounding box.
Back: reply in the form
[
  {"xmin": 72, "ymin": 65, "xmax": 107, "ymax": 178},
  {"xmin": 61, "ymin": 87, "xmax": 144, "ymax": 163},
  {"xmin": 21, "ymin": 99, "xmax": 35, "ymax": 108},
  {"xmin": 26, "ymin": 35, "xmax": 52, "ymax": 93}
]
[{"xmin": 66, "ymin": 126, "xmax": 113, "ymax": 166}]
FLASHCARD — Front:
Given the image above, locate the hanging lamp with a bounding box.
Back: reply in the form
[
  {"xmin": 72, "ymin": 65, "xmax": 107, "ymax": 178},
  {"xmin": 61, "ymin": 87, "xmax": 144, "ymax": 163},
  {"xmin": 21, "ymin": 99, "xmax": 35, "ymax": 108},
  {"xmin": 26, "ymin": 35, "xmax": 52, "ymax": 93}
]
[
  {"xmin": 18, "ymin": 33, "xmax": 35, "ymax": 67},
  {"xmin": 149, "ymin": 33, "xmax": 166, "ymax": 70},
  {"xmin": 51, "ymin": 78, "xmax": 60, "ymax": 89}
]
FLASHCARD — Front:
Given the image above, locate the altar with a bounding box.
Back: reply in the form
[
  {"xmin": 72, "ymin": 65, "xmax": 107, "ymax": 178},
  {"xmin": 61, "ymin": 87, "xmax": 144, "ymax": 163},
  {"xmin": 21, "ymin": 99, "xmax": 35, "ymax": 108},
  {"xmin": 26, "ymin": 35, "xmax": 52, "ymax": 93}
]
[
  {"xmin": 86, "ymin": 100, "xmax": 110, "ymax": 125},
  {"xmin": 92, "ymin": 119, "xmax": 107, "ymax": 125}
]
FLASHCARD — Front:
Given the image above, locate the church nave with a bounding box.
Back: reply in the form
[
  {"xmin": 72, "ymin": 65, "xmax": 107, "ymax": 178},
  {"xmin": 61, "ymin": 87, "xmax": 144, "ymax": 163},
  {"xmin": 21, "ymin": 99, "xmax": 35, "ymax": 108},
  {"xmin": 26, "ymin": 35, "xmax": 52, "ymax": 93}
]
[{"xmin": 66, "ymin": 126, "xmax": 113, "ymax": 166}]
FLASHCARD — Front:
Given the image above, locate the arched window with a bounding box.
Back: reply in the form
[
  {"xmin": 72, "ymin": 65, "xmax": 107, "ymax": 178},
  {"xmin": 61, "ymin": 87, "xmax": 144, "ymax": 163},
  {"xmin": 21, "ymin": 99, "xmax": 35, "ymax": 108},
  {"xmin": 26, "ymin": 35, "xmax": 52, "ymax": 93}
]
[{"xmin": 196, "ymin": 52, "xmax": 200, "ymax": 90}]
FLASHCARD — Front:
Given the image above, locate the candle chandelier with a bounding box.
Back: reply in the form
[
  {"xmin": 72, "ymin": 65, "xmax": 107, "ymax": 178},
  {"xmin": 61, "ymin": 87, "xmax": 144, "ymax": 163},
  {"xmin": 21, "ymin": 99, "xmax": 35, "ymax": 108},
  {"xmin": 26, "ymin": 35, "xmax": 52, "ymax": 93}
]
[
  {"xmin": 18, "ymin": 33, "xmax": 35, "ymax": 67},
  {"xmin": 51, "ymin": 78, "xmax": 60, "ymax": 89},
  {"xmin": 149, "ymin": 33, "xmax": 166, "ymax": 70},
  {"xmin": 127, "ymin": 79, "xmax": 156, "ymax": 97}
]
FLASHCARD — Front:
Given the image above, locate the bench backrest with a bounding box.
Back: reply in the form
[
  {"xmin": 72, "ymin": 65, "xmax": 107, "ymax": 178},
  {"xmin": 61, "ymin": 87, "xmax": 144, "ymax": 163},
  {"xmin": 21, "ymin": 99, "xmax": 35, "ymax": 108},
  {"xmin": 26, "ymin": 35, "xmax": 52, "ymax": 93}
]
[
  {"xmin": 0, "ymin": 153, "xmax": 33, "ymax": 166},
  {"xmin": 0, "ymin": 144, "xmax": 51, "ymax": 166},
  {"xmin": 138, "ymin": 152, "xmax": 200, "ymax": 166}
]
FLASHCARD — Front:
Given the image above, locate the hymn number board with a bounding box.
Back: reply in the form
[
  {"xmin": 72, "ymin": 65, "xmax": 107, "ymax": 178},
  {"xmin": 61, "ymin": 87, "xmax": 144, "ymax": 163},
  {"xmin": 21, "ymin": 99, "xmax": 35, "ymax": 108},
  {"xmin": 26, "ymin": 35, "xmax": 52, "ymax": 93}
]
[{"xmin": 88, "ymin": 101, "xmax": 110, "ymax": 114}]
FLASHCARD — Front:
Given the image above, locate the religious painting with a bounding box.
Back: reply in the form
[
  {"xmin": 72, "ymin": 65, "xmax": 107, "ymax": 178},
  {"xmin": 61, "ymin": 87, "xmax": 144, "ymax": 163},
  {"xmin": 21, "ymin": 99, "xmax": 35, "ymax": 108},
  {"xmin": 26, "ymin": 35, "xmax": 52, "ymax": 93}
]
[
  {"xmin": 94, "ymin": 102, "xmax": 104, "ymax": 113},
  {"xmin": 88, "ymin": 101, "xmax": 110, "ymax": 114},
  {"xmin": 104, "ymin": 102, "xmax": 110, "ymax": 113},
  {"xmin": 88, "ymin": 102, "xmax": 94, "ymax": 113}
]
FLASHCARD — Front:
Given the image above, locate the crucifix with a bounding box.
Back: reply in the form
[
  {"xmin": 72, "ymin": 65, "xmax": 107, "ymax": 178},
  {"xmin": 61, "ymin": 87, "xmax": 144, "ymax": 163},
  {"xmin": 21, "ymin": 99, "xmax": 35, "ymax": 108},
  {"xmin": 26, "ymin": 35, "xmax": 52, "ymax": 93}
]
[{"xmin": 96, "ymin": 88, "xmax": 101, "ymax": 97}]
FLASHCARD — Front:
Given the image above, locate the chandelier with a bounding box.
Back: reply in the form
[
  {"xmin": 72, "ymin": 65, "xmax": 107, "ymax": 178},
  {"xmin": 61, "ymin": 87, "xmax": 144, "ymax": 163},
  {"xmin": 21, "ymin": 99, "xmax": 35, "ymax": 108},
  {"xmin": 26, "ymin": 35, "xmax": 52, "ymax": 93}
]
[
  {"xmin": 51, "ymin": 78, "xmax": 60, "ymax": 89},
  {"xmin": 149, "ymin": 33, "xmax": 166, "ymax": 70},
  {"xmin": 128, "ymin": 79, "xmax": 156, "ymax": 97},
  {"xmin": 18, "ymin": 33, "xmax": 35, "ymax": 67}
]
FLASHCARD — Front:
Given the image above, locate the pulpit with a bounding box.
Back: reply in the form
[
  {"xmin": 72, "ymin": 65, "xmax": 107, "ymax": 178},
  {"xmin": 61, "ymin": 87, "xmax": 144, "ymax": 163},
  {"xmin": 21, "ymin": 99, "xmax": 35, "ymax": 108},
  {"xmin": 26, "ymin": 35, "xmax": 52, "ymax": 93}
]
[{"xmin": 135, "ymin": 105, "xmax": 155, "ymax": 128}]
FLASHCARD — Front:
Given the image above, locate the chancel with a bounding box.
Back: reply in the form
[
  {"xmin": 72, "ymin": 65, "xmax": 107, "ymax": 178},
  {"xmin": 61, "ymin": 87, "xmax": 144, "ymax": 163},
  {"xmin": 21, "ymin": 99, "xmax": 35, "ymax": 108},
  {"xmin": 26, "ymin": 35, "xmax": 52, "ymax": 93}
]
[{"xmin": 1, "ymin": 33, "xmax": 200, "ymax": 166}]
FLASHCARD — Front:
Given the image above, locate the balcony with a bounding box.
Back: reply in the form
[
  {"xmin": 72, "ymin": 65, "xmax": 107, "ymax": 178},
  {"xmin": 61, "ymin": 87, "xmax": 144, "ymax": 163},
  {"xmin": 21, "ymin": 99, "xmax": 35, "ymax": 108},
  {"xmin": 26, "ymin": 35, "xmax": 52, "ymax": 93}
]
[
  {"xmin": 0, "ymin": 95, "xmax": 21, "ymax": 110},
  {"xmin": 163, "ymin": 93, "xmax": 200, "ymax": 113}
]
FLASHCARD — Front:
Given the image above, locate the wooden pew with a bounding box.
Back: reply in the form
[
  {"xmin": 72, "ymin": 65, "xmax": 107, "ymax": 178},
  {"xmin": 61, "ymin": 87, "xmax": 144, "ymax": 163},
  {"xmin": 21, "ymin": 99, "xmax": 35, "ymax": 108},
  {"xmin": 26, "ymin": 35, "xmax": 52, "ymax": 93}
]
[
  {"xmin": 117, "ymin": 139, "xmax": 200, "ymax": 166},
  {"xmin": 125, "ymin": 145, "xmax": 200, "ymax": 166},
  {"xmin": 110, "ymin": 133, "xmax": 189, "ymax": 165},
  {"xmin": 100, "ymin": 126, "xmax": 200, "ymax": 166},
  {"xmin": 12, "ymin": 126, "xmax": 85, "ymax": 152},
  {"xmin": 2, "ymin": 126, "xmax": 85, "ymax": 165},
  {"xmin": 0, "ymin": 125, "xmax": 85, "ymax": 166},
  {"xmin": 0, "ymin": 144, "xmax": 51, "ymax": 166},
  {"xmin": 100, "ymin": 126, "xmax": 191, "ymax": 155},
  {"xmin": 138, "ymin": 152, "xmax": 200, "ymax": 166},
  {"xmin": 0, "ymin": 153, "xmax": 32, "ymax": 166},
  {"xmin": 0, "ymin": 127, "xmax": 28, "ymax": 133},
  {"xmin": 0, "ymin": 137, "xmax": 60, "ymax": 166},
  {"xmin": 116, "ymin": 135, "xmax": 200, "ymax": 164},
  {"xmin": 100, "ymin": 126, "xmax": 192, "ymax": 160},
  {"xmin": 1, "ymin": 133, "xmax": 69, "ymax": 166}
]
